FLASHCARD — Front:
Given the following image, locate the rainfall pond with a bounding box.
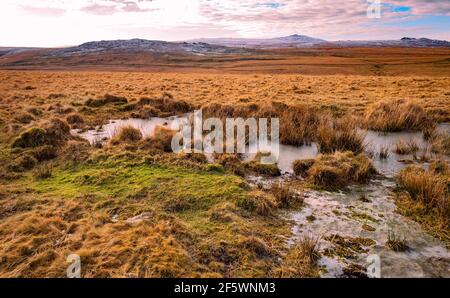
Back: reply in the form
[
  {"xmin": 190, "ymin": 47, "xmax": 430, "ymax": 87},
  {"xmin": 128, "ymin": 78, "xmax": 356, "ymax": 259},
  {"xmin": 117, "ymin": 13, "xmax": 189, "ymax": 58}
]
[{"xmin": 73, "ymin": 118, "xmax": 450, "ymax": 278}]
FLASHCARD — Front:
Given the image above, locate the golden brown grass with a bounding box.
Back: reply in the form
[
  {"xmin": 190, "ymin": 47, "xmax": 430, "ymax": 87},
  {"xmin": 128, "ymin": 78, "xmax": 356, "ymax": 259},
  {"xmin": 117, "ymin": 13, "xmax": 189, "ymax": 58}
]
[
  {"xmin": 293, "ymin": 159, "xmax": 315, "ymax": 177},
  {"xmin": 395, "ymin": 163, "xmax": 449, "ymax": 245},
  {"xmin": 111, "ymin": 126, "xmax": 142, "ymax": 144},
  {"xmin": 0, "ymin": 71, "xmax": 448, "ymax": 127},
  {"xmin": 394, "ymin": 140, "xmax": 420, "ymax": 155},
  {"xmin": 316, "ymin": 116, "xmax": 365, "ymax": 153},
  {"xmin": 396, "ymin": 165, "xmax": 449, "ymax": 215},
  {"xmin": 278, "ymin": 235, "xmax": 320, "ymax": 278},
  {"xmin": 270, "ymin": 183, "xmax": 303, "ymax": 209},
  {"xmin": 0, "ymin": 67, "xmax": 448, "ymax": 277},
  {"xmin": 365, "ymin": 99, "xmax": 435, "ymax": 132},
  {"xmin": 305, "ymin": 151, "xmax": 376, "ymax": 190},
  {"xmin": 386, "ymin": 230, "xmax": 409, "ymax": 252}
]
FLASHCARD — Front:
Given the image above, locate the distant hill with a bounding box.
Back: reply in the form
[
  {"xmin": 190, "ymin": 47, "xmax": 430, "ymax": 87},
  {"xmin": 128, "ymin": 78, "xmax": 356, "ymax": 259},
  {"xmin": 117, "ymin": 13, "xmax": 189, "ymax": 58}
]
[
  {"xmin": 1, "ymin": 36, "xmax": 449, "ymax": 59},
  {"xmin": 190, "ymin": 34, "xmax": 327, "ymax": 48},
  {"xmin": 332, "ymin": 37, "xmax": 450, "ymax": 48},
  {"xmin": 191, "ymin": 35, "xmax": 450, "ymax": 49},
  {"xmin": 0, "ymin": 35, "xmax": 448, "ymax": 72},
  {"xmin": 50, "ymin": 39, "xmax": 252, "ymax": 57}
]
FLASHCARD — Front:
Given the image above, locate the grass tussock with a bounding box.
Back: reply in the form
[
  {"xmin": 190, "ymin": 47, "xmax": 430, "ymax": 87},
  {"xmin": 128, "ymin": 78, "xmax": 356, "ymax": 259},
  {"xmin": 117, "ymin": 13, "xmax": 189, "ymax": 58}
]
[
  {"xmin": 397, "ymin": 165, "xmax": 449, "ymax": 215},
  {"xmin": 147, "ymin": 126, "xmax": 177, "ymax": 152},
  {"xmin": 386, "ymin": 230, "xmax": 409, "ymax": 252},
  {"xmin": 306, "ymin": 151, "xmax": 376, "ymax": 190},
  {"xmin": 11, "ymin": 118, "xmax": 71, "ymax": 149},
  {"xmin": 278, "ymin": 235, "xmax": 320, "ymax": 278},
  {"xmin": 365, "ymin": 99, "xmax": 434, "ymax": 132},
  {"xmin": 293, "ymin": 159, "xmax": 315, "ymax": 177},
  {"xmin": 111, "ymin": 126, "xmax": 142, "ymax": 144},
  {"xmin": 395, "ymin": 163, "xmax": 449, "ymax": 244},
  {"xmin": 85, "ymin": 94, "xmax": 128, "ymax": 108},
  {"xmin": 394, "ymin": 140, "xmax": 420, "ymax": 155},
  {"xmin": 137, "ymin": 94, "xmax": 194, "ymax": 115},
  {"xmin": 270, "ymin": 183, "xmax": 303, "ymax": 208},
  {"xmin": 316, "ymin": 116, "xmax": 365, "ymax": 153},
  {"xmin": 237, "ymin": 190, "xmax": 277, "ymax": 216},
  {"xmin": 33, "ymin": 164, "xmax": 53, "ymax": 179},
  {"xmin": 216, "ymin": 154, "xmax": 246, "ymax": 177},
  {"xmin": 66, "ymin": 113, "xmax": 85, "ymax": 128},
  {"xmin": 202, "ymin": 102, "xmax": 319, "ymax": 146},
  {"xmin": 244, "ymin": 161, "xmax": 281, "ymax": 177},
  {"xmin": 379, "ymin": 146, "xmax": 390, "ymax": 159},
  {"xmin": 431, "ymin": 134, "xmax": 450, "ymax": 156}
]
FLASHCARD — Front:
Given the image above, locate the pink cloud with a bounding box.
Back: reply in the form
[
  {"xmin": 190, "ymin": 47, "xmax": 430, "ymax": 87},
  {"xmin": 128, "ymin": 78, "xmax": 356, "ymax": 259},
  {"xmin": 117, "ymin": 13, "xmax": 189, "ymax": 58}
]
[
  {"xmin": 20, "ymin": 5, "xmax": 66, "ymax": 17},
  {"xmin": 80, "ymin": 0, "xmax": 156, "ymax": 15}
]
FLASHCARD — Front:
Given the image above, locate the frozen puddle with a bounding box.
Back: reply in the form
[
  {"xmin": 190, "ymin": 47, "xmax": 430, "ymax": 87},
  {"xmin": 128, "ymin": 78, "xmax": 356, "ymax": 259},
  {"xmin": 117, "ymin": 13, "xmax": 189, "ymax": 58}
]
[{"xmin": 287, "ymin": 179, "xmax": 450, "ymax": 278}]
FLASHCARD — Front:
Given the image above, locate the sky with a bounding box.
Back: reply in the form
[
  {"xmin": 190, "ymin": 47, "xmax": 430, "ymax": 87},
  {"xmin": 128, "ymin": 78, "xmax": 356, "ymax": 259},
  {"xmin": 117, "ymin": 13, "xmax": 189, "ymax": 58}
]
[{"xmin": 0, "ymin": 0, "xmax": 449, "ymax": 47}]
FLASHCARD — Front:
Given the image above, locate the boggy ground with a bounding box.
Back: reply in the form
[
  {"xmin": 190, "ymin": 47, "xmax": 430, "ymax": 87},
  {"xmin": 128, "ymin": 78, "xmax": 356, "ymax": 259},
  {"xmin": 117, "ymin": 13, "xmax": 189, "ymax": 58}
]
[{"xmin": 0, "ymin": 70, "xmax": 449, "ymax": 277}]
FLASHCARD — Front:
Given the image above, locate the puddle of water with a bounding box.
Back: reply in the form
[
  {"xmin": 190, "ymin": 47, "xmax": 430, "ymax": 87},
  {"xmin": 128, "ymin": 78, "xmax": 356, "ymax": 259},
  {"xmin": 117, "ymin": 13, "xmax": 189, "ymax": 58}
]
[
  {"xmin": 363, "ymin": 130, "xmax": 429, "ymax": 177},
  {"xmin": 72, "ymin": 116, "xmax": 185, "ymax": 145},
  {"xmin": 437, "ymin": 122, "xmax": 450, "ymax": 135},
  {"xmin": 73, "ymin": 118, "xmax": 450, "ymax": 278},
  {"xmin": 242, "ymin": 143, "xmax": 318, "ymax": 174},
  {"xmin": 73, "ymin": 116, "xmax": 448, "ymax": 178},
  {"xmin": 286, "ymin": 179, "xmax": 450, "ymax": 278}
]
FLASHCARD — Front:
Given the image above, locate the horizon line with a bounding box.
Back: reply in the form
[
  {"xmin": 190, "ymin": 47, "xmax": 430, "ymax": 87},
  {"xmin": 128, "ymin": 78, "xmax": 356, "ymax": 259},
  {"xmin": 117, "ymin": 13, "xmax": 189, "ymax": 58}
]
[{"xmin": 1, "ymin": 35, "xmax": 449, "ymax": 48}]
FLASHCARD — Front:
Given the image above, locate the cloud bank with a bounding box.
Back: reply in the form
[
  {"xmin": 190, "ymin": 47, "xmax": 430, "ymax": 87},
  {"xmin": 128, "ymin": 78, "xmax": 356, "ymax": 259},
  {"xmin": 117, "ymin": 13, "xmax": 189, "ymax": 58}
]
[{"xmin": 1, "ymin": 0, "xmax": 449, "ymax": 46}]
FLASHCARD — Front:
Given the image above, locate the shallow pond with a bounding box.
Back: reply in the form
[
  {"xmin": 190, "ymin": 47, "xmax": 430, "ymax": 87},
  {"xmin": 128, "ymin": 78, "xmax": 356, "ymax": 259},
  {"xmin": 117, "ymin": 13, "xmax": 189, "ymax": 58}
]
[
  {"xmin": 73, "ymin": 116, "xmax": 449, "ymax": 177},
  {"xmin": 72, "ymin": 116, "xmax": 185, "ymax": 145},
  {"xmin": 73, "ymin": 118, "xmax": 450, "ymax": 277},
  {"xmin": 287, "ymin": 179, "xmax": 450, "ymax": 278}
]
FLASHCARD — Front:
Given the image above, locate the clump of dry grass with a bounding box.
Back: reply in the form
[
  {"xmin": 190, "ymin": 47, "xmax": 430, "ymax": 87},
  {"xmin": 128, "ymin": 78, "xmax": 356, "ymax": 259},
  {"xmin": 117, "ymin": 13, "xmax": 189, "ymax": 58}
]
[
  {"xmin": 110, "ymin": 126, "xmax": 142, "ymax": 144},
  {"xmin": 293, "ymin": 159, "xmax": 315, "ymax": 177},
  {"xmin": 85, "ymin": 94, "xmax": 128, "ymax": 108},
  {"xmin": 14, "ymin": 112, "xmax": 35, "ymax": 124},
  {"xmin": 278, "ymin": 235, "xmax": 321, "ymax": 277},
  {"xmin": 137, "ymin": 95, "xmax": 194, "ymax": 115},
  {"xmin": 386, "ymin": 230, "xmax": 408, "ymax": 252},
  {"xmin": 270, "ymin": 183, "xmax": 303, "ymax": 208},
  {"xmin": 379, "ymin": 146, "xmax": 390, "ymax": 159},
  {"xmin": 216, "ymin": 153, "xmax": 245, "ymax": 176},
  {"xmin": 316, "ymin": 116, "xmax": 365, "ymax": 154},
  {"xmin": 431, "ymin": 134, "xmax": 450, "ymax": 156},
  {"xmin": 146, "ymin": 126, "xmax": 177, "ymax": 152},
  {"xmin": 307, "ymin": 151, "xmax": 376, "ymax": 190},
  {"xmin": 30, "ymin": 145, "xmax": 58, "ymax": 162},
  {"xmin": 394, "ymin": 140, "xmax": 419, "ymax": 155},
  {"xmin": 275, "ymin": 104, "xmax": 319, "ymax": 146},
  {"xmin": 11, "ymin": 128, "xmax": 47, "ymax": 148},
  {"xmin": 60, "ymin": 140, "xmax": 91, "ymax": 163},
  {"xmin": 33, "ymin": 164, "xmax": 53, "ymax": 179},
  {"xmin": 202, "ymin": 102, "xmax": 319, "ymax": 146},
  {"xmin": 429, "ymin": 160, "xmax": 449, "ymax": 175},
  {"xmin": 244, "ymin": 161, "xmax": 281, "ymax": 177},
  {"xmin": 12, "ymin": 118, "xmax": 72, "ymax": 149},
  {"xmin": 8, "ymin": 154, "xmax": 38, "ymax": 172},
  {"xmin": 240, "ymin": 236, "xmax": 275, "ymax": 258},
  {"xmin": 66, "ymin": 113, "xmax": 84, "ymax": 128},
  {"xmin": 395, "ymin": 163, "xmax": 449, "ymax": 244},
  {"xmin": 237, "ymin": 190, "xmax": 277, "ymax": 216},
  {"xmin": 396, "ymin": 165, "xmax": 449, "ymax": 216},
  {"xmin": 365, "ymin": 99, "xmax": 434, "ymax": 132}
]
